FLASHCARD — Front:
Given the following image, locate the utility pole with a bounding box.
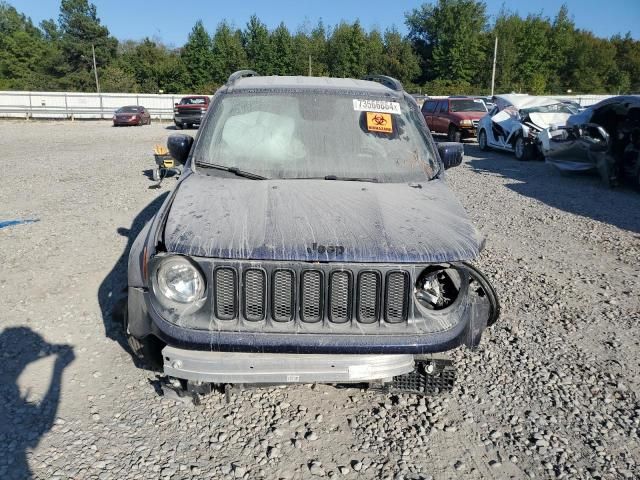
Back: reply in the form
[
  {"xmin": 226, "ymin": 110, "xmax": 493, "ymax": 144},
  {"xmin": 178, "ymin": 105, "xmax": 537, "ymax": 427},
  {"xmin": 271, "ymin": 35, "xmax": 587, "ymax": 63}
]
[
  {"xmin": 308, "ymin": 54, "xmax": 312, "ymax": 77},
  {"xmin": 490, "ymin": 36, "xmax": 498, "ymax": 97},
  {"xmin": 92, "ymin": 43, "xmax": 100, "ymax": 94}
]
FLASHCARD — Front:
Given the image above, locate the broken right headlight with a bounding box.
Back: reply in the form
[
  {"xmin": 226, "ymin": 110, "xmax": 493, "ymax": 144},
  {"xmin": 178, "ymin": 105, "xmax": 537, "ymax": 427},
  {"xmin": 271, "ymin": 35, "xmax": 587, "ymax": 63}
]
[{"xmin": 414, "ymin": 267, "xmax": 460, "ymax": 310}]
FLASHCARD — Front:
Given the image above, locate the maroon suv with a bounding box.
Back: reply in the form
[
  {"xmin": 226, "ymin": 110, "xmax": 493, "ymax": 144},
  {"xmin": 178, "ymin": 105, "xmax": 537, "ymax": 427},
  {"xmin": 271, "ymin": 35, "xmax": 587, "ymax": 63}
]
[
  {"xmin": 173, "ymin": 96, "xmax": 210, "ymax": 129},
  {"xmin": 422, "ymin": 97, "xmax": 488, "ymax": 142}
]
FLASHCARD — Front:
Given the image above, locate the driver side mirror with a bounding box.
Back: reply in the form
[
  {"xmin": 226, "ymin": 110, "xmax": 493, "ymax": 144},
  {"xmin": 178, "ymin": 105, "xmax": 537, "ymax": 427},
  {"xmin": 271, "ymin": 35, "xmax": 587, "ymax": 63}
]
[
  {"xmin": 438, "ymin": 142, "xmax": 464, "ymax": 169},
  {"xmin": 167, "ymin": 134, "xmax": 194, "ymax": 165}
]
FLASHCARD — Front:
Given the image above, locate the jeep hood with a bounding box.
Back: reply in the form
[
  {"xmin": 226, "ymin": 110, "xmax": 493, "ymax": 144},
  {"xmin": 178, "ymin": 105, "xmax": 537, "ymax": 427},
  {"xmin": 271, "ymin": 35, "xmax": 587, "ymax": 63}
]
[{"xmin": 163, "ymin": 174, "xmax": 484, "ymax": 263}]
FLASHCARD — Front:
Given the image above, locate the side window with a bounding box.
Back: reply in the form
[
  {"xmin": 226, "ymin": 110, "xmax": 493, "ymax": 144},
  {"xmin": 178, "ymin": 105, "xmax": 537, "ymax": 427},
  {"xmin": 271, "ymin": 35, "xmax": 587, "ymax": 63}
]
[
  {"xmin": 437, "ymin": 101, "xmax": 448, "ymax": 113},
  {"xmin": 423, "ymin": 101, "xmax": 437, "ymax": 114}
]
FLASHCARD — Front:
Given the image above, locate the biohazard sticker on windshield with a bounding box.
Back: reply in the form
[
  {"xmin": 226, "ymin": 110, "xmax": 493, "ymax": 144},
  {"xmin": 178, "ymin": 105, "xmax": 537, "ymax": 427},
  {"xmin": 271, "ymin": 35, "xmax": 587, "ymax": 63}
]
[
  {"xmin": 353, "ymin": 99, "xmax": 401, "ymax": 115},
  {"xmin": 366, "ymin": 112, "xmax": 393, "ymax": 133}
]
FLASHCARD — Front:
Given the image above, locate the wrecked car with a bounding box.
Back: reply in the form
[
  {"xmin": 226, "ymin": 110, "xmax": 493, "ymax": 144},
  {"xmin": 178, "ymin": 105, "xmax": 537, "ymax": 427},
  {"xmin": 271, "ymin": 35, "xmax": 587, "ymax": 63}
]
[
  {"xmin": 540, "ymin": 95, "xmax": 640, "ymax": 188},
  {"xmin": 124, "ymin": 71, "xmax": 500, "ymax": 398},
  {"xmin": 477, "ymin": 94, "xmax": 573, "ymax": 160}
]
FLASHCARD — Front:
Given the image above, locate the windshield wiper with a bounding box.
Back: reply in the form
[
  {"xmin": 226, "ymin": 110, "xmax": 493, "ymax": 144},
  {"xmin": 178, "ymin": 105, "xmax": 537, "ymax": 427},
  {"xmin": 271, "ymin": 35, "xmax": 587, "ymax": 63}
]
[
  {"xmin": 195, "ymin": 162, "xmax": 267, "ymax": 180},
  {"xmin": 284, "ymin": 175, "xmax": 379, "ymax": 183}
]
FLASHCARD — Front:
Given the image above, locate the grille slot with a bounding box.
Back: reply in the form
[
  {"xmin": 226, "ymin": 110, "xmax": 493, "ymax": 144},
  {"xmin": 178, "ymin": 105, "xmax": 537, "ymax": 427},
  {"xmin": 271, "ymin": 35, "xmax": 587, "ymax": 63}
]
[
  {"xmin": 272, "ymin": 270, "xmax": 295, "ymax": 322},
  {"xmin": 357, "ymin": 271, "xmax": 380, "ymax": 323},
  {"xmin": 385, "ymin": 271, "xmax": 409, "ymax": 323},
  {"xmin": 300, "ymin": 270, "xmax": 323, "ymax": 323},
  {"xmin": 243, "ymin": 269, "xmax": 266, "ymax": 321},
  {"xmin": 329, "ymin": 271, "xmax": 352, "ymax": 323},
  {"xmin": 214, "ymin": 268, "xmax": 237, "ymax": 320}
]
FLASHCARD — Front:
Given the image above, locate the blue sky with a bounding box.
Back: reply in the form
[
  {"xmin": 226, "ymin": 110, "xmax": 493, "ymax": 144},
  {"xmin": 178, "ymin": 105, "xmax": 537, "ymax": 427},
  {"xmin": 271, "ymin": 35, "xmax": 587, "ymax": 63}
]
[{"xmin": 9, "ymin": 0, "xmax": 640, "ymax": 45}]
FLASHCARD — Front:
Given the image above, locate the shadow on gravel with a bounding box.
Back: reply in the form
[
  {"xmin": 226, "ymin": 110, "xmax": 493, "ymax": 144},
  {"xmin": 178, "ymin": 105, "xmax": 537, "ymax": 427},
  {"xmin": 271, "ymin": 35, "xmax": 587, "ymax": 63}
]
[
  {"xmin": 465, "ymin": 144, "xmax": 640, "ymax": 234},
  {"xmin": 0, "ymin": 328, "xmax": 74, "ymax": 479},
  {"xmin": 97, "ymin": 193, "xmax": 169, "ymax": 356}
]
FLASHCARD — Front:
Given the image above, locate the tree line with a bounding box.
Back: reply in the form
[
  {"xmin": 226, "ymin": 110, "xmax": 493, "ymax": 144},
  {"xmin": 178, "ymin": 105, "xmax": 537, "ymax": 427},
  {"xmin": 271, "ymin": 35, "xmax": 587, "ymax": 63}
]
[{"xmin": 1, "ymin": 0, "xmax": 638, "ymax": 95}]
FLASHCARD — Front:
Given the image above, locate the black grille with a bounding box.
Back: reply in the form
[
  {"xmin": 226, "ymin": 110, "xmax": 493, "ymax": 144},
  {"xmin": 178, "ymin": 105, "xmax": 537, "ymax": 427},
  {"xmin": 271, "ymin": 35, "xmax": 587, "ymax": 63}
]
[
  {"xmin": 214, "ymin": 268, "xmax": 237, "ymax": 320},
  {"xmin": 329, "ymin": 271, "xmax": 352, "ymax": 323},
  {"xmin": 210, "ymin": 263, "xmax": 412, "ymax": 326},
  {"xmin": 243, "ymin": 269, "xmax": 265, "ymax": 321},
  {"xmin": 300, "ymin": 270, "xmax": 323, "ymax": 322},
  {"xmin": 272, "ymin": 270, "xmax": 295, "ymax": 322},
  {"xmin": 385, "ymin": 271, "xmax": 409, "ymax": 323},
  {"xmin": 357, "ymin": 271, "xmax": 380, "ymax": 323}
]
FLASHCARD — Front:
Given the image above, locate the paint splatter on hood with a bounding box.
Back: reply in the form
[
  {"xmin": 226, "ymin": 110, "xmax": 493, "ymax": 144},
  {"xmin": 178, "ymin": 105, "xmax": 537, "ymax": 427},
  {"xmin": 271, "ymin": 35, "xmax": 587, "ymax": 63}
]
[{"xmin": 164, "ymin": 174, "xmax": 483, "ymax": 263}]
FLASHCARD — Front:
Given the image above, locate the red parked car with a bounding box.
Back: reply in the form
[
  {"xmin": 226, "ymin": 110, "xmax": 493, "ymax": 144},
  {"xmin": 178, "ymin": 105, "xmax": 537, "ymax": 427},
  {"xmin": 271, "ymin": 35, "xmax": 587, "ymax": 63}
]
[
  {"xmin": 422, "ymin": 97, "xmax": 488, "ymax": 142},
  {"xmin": 173, "ymin": 96, "xmax": 210, "ymax": 129},
  {"xmin": 113, "ymin": 106, "xmax": 151, "ymax": 126}
]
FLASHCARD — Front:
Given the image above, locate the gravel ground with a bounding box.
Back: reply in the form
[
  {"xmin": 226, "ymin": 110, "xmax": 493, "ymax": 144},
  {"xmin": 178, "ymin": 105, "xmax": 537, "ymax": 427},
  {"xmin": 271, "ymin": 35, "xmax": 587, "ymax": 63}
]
[{"xmin": 0, "ymin": 120, "xmax": 639, "ymax": 480}]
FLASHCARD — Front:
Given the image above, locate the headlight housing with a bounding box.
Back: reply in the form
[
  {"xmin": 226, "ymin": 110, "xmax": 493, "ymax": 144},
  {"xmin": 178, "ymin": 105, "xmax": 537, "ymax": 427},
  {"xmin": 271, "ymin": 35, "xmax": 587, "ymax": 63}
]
[
  {"xmin": 414, "ymin": 267, "xmax": 460, "ymax": 311},
  {"xmin": 459, "ymin": 119, "xmax": 473, "ymax": 127},
  {"xmin": 152, "ymin": 256, "xmax": 206, "ymax": 307}
]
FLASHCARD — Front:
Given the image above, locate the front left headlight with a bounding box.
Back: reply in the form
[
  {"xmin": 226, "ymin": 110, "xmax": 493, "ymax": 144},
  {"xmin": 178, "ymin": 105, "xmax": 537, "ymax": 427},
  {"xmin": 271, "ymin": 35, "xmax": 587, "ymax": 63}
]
[
  {"xmin": 153, "ymin": 256, "xmax": 205, "ymax": 305},
  {"xmin": 459, "ymin": 119, "xmax": 473, "ymax": 127}
]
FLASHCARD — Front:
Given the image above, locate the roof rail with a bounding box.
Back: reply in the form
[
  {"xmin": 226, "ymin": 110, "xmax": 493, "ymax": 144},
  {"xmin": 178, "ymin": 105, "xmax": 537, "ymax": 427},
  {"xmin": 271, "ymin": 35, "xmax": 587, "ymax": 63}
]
[
  {"xmin": 362, "ymin": 75, "xmax": 403, "ymax": 92},
  {"xmin": 226, "ymin": 70, "xmax": 259, "ymax": 86}
]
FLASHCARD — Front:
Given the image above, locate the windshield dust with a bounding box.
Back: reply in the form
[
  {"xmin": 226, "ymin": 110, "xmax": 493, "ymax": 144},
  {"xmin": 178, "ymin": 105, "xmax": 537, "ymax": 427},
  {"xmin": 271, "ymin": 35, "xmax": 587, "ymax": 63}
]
[{"xmin": 193, "ymin": 91, "xmax": 439, "ymax": 182}]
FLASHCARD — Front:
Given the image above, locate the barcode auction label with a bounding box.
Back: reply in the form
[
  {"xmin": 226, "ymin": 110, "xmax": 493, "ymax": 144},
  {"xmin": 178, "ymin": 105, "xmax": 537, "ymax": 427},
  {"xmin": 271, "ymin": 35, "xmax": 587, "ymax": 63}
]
[{"xmin": 353, "ymin": 99, "xmax": 401, "ymax": 114}]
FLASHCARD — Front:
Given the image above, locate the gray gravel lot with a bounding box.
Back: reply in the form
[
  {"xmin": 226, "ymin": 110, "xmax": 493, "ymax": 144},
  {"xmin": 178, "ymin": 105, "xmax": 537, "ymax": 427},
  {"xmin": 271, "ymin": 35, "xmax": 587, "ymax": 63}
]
[{"xmin": 0, "ymin": 120, "xmax": 639, "ymax": 480}]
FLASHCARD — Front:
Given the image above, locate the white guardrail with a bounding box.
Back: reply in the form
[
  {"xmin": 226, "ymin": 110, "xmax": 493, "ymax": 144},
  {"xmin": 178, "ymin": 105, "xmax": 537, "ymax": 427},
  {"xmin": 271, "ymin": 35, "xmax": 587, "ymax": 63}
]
[
  {"xmin": 0, "ymin": 90, "xmax": 199, "ymax": 120},
  {"xmin": 0, "ymin": 90, "xmax": 615, "ymax": 120}
]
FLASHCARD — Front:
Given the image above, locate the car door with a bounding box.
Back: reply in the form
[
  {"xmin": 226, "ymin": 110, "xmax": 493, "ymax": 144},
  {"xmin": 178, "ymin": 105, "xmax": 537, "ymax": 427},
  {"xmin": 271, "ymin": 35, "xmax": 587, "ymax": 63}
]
[
  {"xmin": 432, "ymin": 101, "xmax": 447, "ymax": 133},
  {"xmin": 422, "ymin": 100, "xmax": 437, "ymax": 130}
]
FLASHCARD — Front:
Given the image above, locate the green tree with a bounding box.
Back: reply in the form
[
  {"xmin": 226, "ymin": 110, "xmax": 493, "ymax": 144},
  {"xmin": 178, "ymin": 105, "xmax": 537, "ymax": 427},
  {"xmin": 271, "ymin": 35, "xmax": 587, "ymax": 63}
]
[
  {"xmin": 116, "ymin": 38, "xmax": 188, "ymax": 93},
  {"xmin": 0, "ymin": 2, "xmax": 58, "ymax": 89},
  {"xmin": 211, "ymin": 22, "xmax": 248, "ymax": 84},
  {"xmin": 270, "ymin": 22, "xmax": 295, "ymax": 75},
  {"xmin": 243, "ymin": 15, "xmax": 273, "ymax": 75},
  {"xmin": 406, "ymin": 0, "xmax": 486, "ymax": 83},
  {"xmin": 382, "ymin": 27, "xmax": 420, "ymax": 86},
  {"xmin": 547, "ymin": 5, "xmax": 576, "ymax": 93},
  {"xmin": 327, "ymin": 21, "xmax": 368, "ymax": 78},
  {"xmin": 181, "ymin": 20, "xmax": 214, "ymax": 91},
  {"xmin": 518, "ymin": 15, "xmax": 552, "ymax": 93},
  {"xmin": 567, "ymin": 31, "xmax": 617, "ymax": 93},
  {"xmin": 611, "ymin": 33, "xmax": 640, "ymax": 92},
  {"xmin": 292, "ymin": 21, "xmax": 329, "ymax": 76},
  {"xmin": 365, "ymin": 29, "xmax": 385, "ymax": 75},
  {"xmin": 57, "ymin": 0, "xmax": 118, "ymax": 91}
]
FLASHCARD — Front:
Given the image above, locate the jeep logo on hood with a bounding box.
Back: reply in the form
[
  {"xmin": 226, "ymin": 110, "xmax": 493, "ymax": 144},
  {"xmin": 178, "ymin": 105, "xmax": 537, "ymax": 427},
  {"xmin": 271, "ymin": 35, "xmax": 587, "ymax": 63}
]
[{"xmin": 306, "ymin": 243, "xmax": 345, "ymax": 255}]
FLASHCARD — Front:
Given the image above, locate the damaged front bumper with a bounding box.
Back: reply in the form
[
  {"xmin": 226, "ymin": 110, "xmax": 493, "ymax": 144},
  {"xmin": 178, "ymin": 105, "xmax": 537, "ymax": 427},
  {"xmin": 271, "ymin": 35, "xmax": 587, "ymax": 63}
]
[
  {"xmin": 163, "ymin": 348, "xmax": 415, "ymax": 384},
  {"xmin": 128, "ymin": 262, "xmax": 499, "ymax": 385}
]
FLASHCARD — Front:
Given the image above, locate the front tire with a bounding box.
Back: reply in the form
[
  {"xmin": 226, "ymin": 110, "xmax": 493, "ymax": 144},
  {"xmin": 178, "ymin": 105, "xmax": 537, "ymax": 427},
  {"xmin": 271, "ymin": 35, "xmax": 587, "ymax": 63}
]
[
  {"xmin": 514, "ymin": 136, "xmax": 532, "ymax": 161},
  {"xmin": 478, "ymin": 130, "xmax": 490, "ymax": 151},
  {"xmin": 448, "ymin": 124, "xmax": 462, "ymax": 142}
]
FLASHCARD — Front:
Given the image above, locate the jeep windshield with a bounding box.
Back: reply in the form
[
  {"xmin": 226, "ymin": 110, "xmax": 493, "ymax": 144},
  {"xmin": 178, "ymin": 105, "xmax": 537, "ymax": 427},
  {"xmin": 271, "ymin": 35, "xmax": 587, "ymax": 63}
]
[
  {"xmin": 450, "ymin": 99, "xmax": 487, "ymax": 113},
  {"xmin": 193, "ymin": 91, "xmax": 439, "ymax": 182}
]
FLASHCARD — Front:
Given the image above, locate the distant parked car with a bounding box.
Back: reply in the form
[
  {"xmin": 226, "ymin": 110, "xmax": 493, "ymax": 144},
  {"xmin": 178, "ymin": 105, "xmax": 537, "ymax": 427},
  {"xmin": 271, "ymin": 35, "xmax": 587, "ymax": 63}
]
[
  {"xmin": 113, "ymin": 106, "xmax": 151, "ymax": 126},
  {"xmin": 477, "ymin": 94, "xmax": 573, "ymax": 160},
  {"xmin": 540, "ymin": 95, "xmax": 640, "ymax": 188},
  {"xmin": 173, "ymin": 96, "xmax": 210, "ymax": 129},
  {"xmin": 422, "ymin": 97, "xmax": 488, "ymax": 142}
]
